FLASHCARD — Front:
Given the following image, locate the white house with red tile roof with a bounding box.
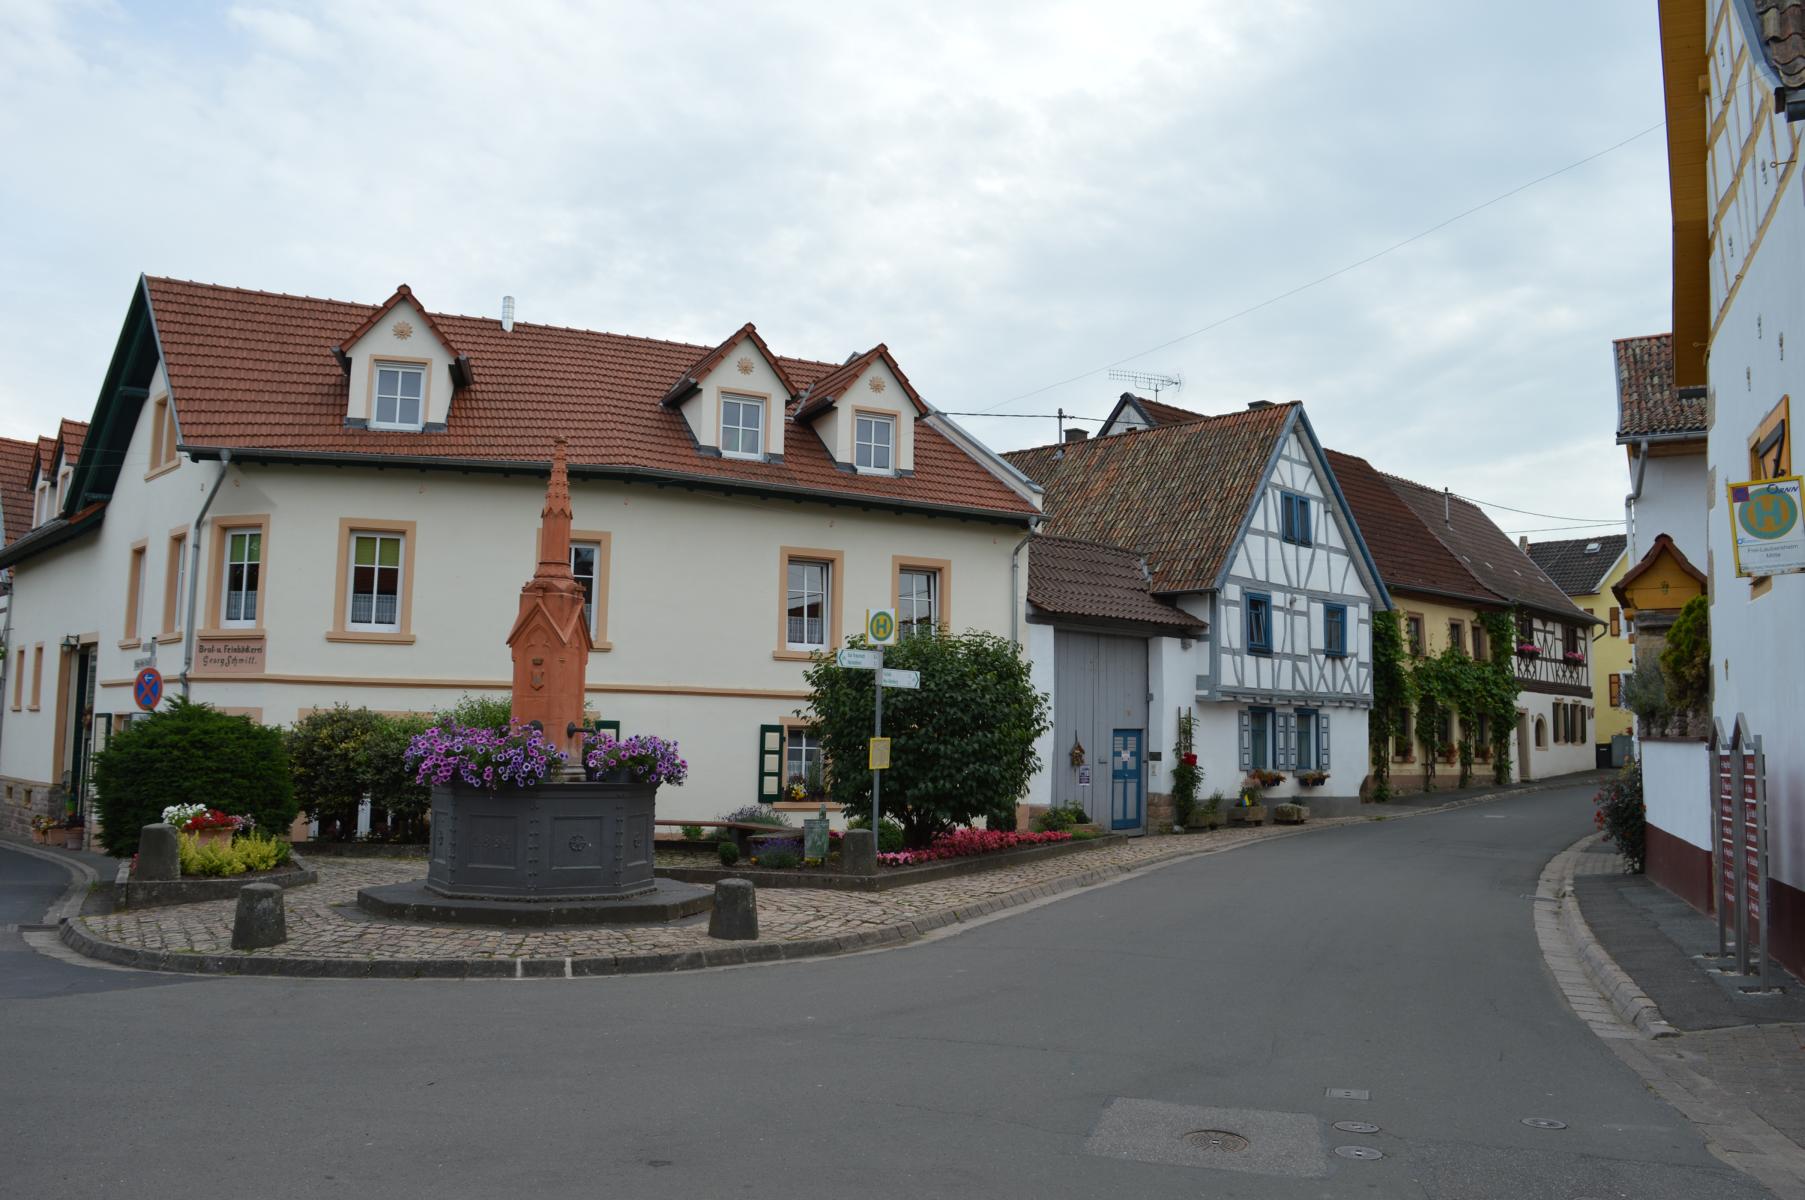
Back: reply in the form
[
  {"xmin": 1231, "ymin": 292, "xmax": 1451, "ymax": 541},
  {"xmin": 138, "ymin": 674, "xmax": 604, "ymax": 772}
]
[{"xmin": 0, "ymin": 276, "xmax": 1041, "ymax": 837}]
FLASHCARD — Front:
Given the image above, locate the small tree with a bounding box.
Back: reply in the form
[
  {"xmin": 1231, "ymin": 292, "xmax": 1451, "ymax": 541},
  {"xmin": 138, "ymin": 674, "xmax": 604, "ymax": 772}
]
[
  {"xmin": 1368, "ymin": 610, "xmax": 1413, "ymax": 801},
  {"xmin": 1621, "ymin": 653, "xmax": 1670, "ymax": 738},
  {"xmin": 1170, "ymin": 708, "xmax": 1200, "ymax": 827},
  {"xmin": 288, "ymin": 706, "xmax": 433, "ymax": 841},
  {"xmin": 1660, "ymin": 595, "xmax": 1710, "ymax": 734},
  {"xmin": 799, "ymin": 630, "xmax": 1049, "ymax": 847},
  {"xmin": 92, "ymin": 699, "xmax": 296, "ymax": 857}
]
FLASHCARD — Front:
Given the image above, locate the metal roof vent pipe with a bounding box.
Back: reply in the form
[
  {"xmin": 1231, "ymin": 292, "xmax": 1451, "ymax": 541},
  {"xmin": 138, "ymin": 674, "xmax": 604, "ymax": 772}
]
[
  {"xmin": 501, "ymin": 296, "xmax": 516, "ymax": 332},
  {"xmin": 1444, "ymin": 486, "xmax": 1452, "ymax": 526}
]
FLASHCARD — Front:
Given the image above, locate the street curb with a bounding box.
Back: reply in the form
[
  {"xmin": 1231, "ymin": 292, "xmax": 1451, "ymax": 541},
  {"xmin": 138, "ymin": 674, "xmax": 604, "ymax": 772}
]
[
  {"xmin": 0, "ymin": 836, "xmax": 100, "ymax": 925},
  {"xmin": 54, "ymin": 774, "xmax": 1593, "ymax": 980},
  {"xmin": 1538, "ymin": 834, "xmax": 1678, "ymax": 1038}
]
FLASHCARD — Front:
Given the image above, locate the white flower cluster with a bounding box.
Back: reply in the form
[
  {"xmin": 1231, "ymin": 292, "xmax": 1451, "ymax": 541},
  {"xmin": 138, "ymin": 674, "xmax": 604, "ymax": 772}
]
[{"xmin": 162, "ymin": 803, "xmax": 208, "ymax": 827}]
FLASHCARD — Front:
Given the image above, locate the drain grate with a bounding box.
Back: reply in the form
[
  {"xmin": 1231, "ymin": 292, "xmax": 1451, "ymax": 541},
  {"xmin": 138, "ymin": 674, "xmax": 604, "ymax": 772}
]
[
  {"xmin": 1182, "ymin": 1129, "xmax": 1249, "ymax": 1153},
  {"xmin": 1333, "ymin": 1121, "xmax": 1380, "ymax": 1134},
  {"xmin": 1325, "ymin": 1087, "xmax": 1370, "ymax": 1101},
  {"xmin": 1521, "ymin": 1117, "xmax": 1568, "ymax": 1130},
  {"xmin": 1335, "ymin": 1145, "xmax": 1384, "ymax": 1161}
]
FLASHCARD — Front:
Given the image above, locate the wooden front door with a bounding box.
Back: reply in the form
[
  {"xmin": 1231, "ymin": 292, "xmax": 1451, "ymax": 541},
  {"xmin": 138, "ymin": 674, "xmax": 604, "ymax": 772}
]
[{"xmin": 1110, "ymin": 728, "xmax": 1144, "ymax": 831}]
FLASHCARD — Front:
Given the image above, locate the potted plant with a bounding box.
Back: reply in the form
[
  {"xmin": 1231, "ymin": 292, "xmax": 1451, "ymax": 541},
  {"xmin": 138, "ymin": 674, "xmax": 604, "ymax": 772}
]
[
  {"xmin": 1297, "ymin": 770, "xmax": 1329, "ymax": 788},
  {"xmin": 29, "ymin": 814, "xmax": 59, "ymax": 845},
  {"xmin": 1188, "ymin": 790, "xmax": 1224, "ymax": 831},
  {"xmin": 163, "ymin": 804, "xmax": 252, "ymax": 849},
  {"xmin": 1561, "ymin": 650, "xmax": 1585, "ymax": 666},
  {"xmin": 61, "ymin": 818, "xmax": 84, "ymax": 850},
  {"xmin": 1273, "ymin": 802, "xmax": 1308, "ymax": 825},
  {"xmin": 1515, "ymin": 642, "xmax": 1541, "ymax": 659},
  {"xmin": 1230, "ymin": 783, "xmax": 1267, "ymax": 826}
]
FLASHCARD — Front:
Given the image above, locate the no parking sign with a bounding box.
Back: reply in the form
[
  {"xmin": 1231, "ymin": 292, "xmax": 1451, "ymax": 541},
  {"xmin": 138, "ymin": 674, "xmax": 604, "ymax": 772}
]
[{"xmin": 134, "ymin": 667, "xmax": 163, "ymax": 712}]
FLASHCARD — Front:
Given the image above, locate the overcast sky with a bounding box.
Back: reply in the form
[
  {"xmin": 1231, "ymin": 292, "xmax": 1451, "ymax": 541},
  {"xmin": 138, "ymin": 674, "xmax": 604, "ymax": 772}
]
[{"xmin": 0, "ymin": 1, "xmax": 1667, "ymax": 540}]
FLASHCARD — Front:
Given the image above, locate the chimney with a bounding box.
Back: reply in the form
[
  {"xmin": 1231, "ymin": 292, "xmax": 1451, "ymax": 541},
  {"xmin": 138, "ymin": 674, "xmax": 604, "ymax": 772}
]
[
  {"xmin": 1519, "ymin": 535, "xmax": 1530, "ymax": 552},
  {"xmin": 1246, "ymin": 400, "xmax": 1273, "ymax": 410},
  {"xmin": 1064, "ymin": 428, "xmax": 1088, "ymax": 443},
  {"xmin": 1443, "ymin": 487, "xmax": 1452, "ymax": 525},
  {"xmin": 501, "ymin": 296, "xmax": 516, "ymax": 332}
]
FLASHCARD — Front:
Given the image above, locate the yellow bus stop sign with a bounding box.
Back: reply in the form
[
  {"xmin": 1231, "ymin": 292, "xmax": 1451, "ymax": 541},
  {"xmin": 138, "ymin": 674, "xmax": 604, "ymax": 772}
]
[
  {"xmin": 868, "ymin": 737, "xmax": 891, "ymax": 769},
  {"xmin": 866, "ymin": 608, "xmax": 898, "ymax": 645}
]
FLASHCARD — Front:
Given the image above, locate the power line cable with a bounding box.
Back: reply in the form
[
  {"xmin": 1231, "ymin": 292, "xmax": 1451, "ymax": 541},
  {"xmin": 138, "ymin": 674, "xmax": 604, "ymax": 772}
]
[
  {"xmin": 971, "ymin": 119, "xmax": 1669, "ymax": 414},
  {"xmin": 1447, "ymin": 492, "xmax": 1622, "ymax": 523}
]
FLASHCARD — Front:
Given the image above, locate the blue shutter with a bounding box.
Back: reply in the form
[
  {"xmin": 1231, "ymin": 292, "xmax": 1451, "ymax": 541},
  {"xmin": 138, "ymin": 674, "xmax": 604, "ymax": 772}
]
[
  {"xmin": 1320, "ymin": 713, "xmax": 1331, "ymax": 768},
  {"xmin": 1238, "ymin": 711, "xmax": 1252, "ymax": 771}
]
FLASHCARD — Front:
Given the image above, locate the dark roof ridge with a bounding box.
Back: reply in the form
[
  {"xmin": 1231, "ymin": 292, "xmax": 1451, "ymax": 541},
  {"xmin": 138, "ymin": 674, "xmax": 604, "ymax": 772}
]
[{"xmin": 1010, "ymin": 400, "xmax": 1298, "ymax": 460}]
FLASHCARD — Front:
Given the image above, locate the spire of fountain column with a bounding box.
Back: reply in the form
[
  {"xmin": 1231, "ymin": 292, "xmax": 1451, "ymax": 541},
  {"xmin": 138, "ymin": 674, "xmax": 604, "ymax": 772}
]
[{"xmin": 507, "ymin": 438, "xmax": 592, "ymax": 766}]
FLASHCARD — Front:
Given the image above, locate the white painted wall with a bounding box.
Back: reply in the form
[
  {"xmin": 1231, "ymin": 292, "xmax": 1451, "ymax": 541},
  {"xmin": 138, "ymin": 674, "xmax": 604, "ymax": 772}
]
[
  {"xmin": 1704, "ymin": 0, "xmax": 1805, "ymax": 894},
  {"xmin": 1642, "ymin": 738, "xmax": 1712, "ymax": 851},
  {"xmin": 0, "ymin": 385, "xmax": 1027, "ymax": 822},
  {"xmin": 1631, "ymin": 453, "xmax": 1708, "ymax": 567}
]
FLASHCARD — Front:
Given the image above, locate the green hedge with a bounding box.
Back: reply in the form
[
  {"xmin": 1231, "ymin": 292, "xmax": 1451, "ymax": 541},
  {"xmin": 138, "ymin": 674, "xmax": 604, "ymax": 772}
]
[{"xmin": 91, "ymin": 699, "xmax": 296, "ymax": 857}]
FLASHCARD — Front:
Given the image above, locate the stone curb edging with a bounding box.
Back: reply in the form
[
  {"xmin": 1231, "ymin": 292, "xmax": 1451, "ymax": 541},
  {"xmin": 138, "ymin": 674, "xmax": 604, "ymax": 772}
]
[
  {"xmin": 657, "ymin": 831, "xmax": 1127, "ymax": 892},
  {"xmin": 0, "ymin": 835, "xmax": 100, "ymax": 924},
  {"xmin": 54, "ymin": 774, "xmax": 1592, "ymax": 980},
  {"xmin": 1538, "ymin": 834, "xmax": 1679, "ymax": 1039},
  {"xmin": 120, "ymin": 853, "xmax": 318, "ymax": 910}
]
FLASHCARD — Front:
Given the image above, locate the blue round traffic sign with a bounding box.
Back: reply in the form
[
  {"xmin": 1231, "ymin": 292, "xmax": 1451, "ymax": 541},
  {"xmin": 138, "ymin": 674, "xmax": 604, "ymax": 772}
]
[{"xmin": 134, "ymin": 667, "xmax": 163, "ymax": 712}]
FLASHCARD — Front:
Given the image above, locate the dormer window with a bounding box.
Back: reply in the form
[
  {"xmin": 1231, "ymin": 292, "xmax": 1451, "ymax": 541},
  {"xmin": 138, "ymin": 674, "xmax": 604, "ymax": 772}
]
[
  {"xmin": 855, "ymin": 413, "xmax": 895, "ymax": 472},
  {"xmin": 372, "ymin": 361, "xmax": 426, "ymax": 430},
  {"xmin": 720, "ymin": 394, "xmax": 765, "ymax": 459}
]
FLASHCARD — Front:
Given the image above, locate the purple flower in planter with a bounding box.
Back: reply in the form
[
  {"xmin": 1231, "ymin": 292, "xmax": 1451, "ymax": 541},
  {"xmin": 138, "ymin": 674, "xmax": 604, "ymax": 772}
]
[
  {"xmin": 404, "ymin": 721, "xmax": 567, "ymax": 791},
  {"xmin": 581, "ymin": 732, "xmax": 689, "ymax": 786}
]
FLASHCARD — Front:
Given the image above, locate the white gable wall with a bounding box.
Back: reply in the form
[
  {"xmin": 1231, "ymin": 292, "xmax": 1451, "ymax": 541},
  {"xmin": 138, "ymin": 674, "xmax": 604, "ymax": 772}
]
[
  {"xmin": 678, "ymin": 335, "xmax": 791, "ymax": 458},
  {"xmin": 343, "ymin": 299, "xmax": 458, "ymax": 428},
  {"xmin": 814, "ymin": 360, "xmax": 916, "ymax": 473}
]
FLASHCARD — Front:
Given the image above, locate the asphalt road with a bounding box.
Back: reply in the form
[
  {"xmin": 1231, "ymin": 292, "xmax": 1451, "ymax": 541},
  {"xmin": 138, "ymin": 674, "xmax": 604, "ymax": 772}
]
[{"xmin": 0, "ymin": 785, "xmax": 1773, "ymax": 1199}]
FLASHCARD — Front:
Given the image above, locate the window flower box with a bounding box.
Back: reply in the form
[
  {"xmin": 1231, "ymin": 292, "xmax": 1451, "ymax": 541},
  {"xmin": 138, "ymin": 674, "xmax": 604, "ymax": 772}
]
[
  {"xmin": 1296, "ymin": 770, "xmax": 1329, "ymax": 788},
  {"xmin": 1245, "ymin": 770, "xmax": 1286, "ymax": 789},
  {"xmin": 1514, "ymin": 643, "xmax": 1541, "ymax": 659},
  {"xmin": 1561, "ymin": 651, "xmax": 1585, "ymax": 666}
]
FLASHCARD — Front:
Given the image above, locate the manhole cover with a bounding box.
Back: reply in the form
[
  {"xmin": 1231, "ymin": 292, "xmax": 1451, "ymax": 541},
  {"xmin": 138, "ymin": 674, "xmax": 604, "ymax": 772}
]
[
  {"xmin": 1335, "ymin": 1145, "xmax": 1384, "ymax": 1160},
  {"xmin": 1183, "ymin": 1129, "xmax": 1249, "ymax": 1153},
  {"xmin": 1333, "ymin": 1121, "xmax": 1380, "ymax": 1134},
  {"xmin": 1521, "ymin": 1117, "xmax": 1568, "ymax": 1130},
  {"xmin": 1325, "ymin": 1087, "xmax": 1370, "ymax": 1100}
]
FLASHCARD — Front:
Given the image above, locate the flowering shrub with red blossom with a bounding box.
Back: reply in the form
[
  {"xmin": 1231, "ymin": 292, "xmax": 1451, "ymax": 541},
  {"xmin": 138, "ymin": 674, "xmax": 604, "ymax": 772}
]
[{"xmin": 877, "ymin": 827, "xmax": 1072, "ymax": 867}]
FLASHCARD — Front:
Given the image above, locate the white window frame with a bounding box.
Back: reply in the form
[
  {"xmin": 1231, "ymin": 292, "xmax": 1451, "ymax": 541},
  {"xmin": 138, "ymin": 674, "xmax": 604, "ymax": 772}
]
[
  {"xmin": 571, "ymin": 541, "xmax": 600, "ymax": 638},
  {"xmin": 347, "ymin": 531, "xmax": 405, "ymax": 632},
  {"xmin": 56, "ymin": 464, "xmax": 71, "ymax": 510},
  {"xmin": 720, "ymin": 394, "xmax": 765, "ymax": 460},
  {"xmin": 372, "ymin": 361, "xmax": 427, "ymax": 430},
  {"xmin": 221, "ymin": 527, "xmax": 262, "ymax": 629},
  {"xmin": 898, "ymin": 568, "xmax": 938, "ymax": 637},
  {"xmin": 855, "ymin": 413, "xmax": 895, "ymax": 472},
  {"xmin": 786, "ymin": 559, "xmax": 831, "ymax": 650},
  {"xmin": 33, "ymin": 481, "xmax": 48, "ymax": 527},
  {"xmin": 785, "ymin": 728, "xmax": 821, "ymax": 787}
]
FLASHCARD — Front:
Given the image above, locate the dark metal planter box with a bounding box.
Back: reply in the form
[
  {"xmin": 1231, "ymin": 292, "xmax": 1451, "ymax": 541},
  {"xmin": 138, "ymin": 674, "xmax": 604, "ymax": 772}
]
[{"xmin": 428, "ymin": 778, "xmax": 657, "ymax": 901}]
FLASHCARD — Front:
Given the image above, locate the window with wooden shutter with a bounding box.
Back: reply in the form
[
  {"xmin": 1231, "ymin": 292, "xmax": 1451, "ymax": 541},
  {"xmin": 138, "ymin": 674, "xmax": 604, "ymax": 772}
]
[
  {"xmin": 1608, "ymin": 607, "xmax": 1620, "ymax": 637},
  {"xmin": 757, "ymin": 724, "xmax": 785, "ymax": 801},
  {"xmin": 1609, "ymin": 673, "xmax": 1621, "ymax": 706},
  {"xmin": 1276, "ymin": 713, "xmax": 1294, "ymax": 769},
  {"xmin": 1238, "ymin": 711, "xmax": 1252, "ymax": 771},
  {"xmin": 1319, "ymin": 713, "xmax": 1330, "ymax": 768}
]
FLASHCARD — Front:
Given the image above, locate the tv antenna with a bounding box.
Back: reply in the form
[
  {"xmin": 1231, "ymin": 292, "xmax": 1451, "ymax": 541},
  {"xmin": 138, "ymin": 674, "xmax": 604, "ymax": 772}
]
[{"xmin": 1107, "ymin": 368, "xmax": 1184, "ymax": 402}]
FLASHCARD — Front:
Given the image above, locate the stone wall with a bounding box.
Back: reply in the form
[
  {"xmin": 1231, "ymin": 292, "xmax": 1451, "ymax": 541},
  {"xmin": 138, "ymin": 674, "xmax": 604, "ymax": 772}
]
[{"xmin": 0, "ymin": 775, "xmax": 54, "ymax": 840}]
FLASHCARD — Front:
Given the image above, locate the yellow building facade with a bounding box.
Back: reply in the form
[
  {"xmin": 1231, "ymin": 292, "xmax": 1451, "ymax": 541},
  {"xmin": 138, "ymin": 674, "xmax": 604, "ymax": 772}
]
[{"xmin": 1525, "ymin": 534, "xmax": 1633, "ymax": 753}]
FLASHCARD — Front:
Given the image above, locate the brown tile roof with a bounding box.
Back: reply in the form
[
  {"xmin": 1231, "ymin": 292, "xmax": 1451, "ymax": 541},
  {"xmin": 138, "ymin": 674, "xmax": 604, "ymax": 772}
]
[
  {"xmin": 1523, "ymin": 534, "xmax": 1628, "ymax": 596},
  {"xmin": 1385, "ymin": 474, "xmax": 1592, "ymax": 622},
  {"xmin": 662, "ymin": 322, "xmax": 800, "ymax": 405},
  {"xmin": 0, "ymin": 436, "xmax": 37, "ymax": 546},
  {"xmin": 1099, "ymin": 392, "xmax": 1206, "ymax": 435},
  {"xmin": 1026, "ymin": 535, "xmax": 1205, "ymax": 632},
  {"xmin": 1758, "ymin": 1, "xmax": 1805, "ymax": 89},
  {"xmin": 790, "ymin": 344, "xmax": 928, "ymax": 421},
  {"xmin": 30, "ymin": 421, "xmax": 89, "ymax": 490},
  {"xmin": 1003, "ymin": 404, "xmax": 1296, "ymax": 593},
  {"xmin": 1325, "ymin": 450, "xmax": 1494, "ymax": 604},
  {"xmin": 1614, "ymin": 333, "xmax": 1704, "ymax": 438},
  {"xmin": 143, "ymin": 278, "xmax": 1033, "ymax": 521},
  {"xmin": 30, "ymin": 436, "xmax": 54, "ymax": 485}
]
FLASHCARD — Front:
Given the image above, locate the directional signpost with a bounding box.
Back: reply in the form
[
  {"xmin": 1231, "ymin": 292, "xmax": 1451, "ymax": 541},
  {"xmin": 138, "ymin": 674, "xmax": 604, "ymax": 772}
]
[{"xmin": 835, "ymin": 608, "xmax": 919, "ymax": 834}]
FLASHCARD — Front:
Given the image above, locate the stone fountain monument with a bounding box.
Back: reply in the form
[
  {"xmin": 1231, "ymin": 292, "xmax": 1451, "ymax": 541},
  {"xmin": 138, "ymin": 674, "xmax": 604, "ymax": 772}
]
[{"xmin": 357, "ymin": 440, "xmax": 711, "ymax": 926}]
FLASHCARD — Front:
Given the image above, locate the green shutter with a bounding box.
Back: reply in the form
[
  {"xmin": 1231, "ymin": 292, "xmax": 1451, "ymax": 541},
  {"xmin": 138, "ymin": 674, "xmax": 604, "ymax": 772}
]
[{"xmin": 757, "ymin": 724, "xmax": 785, "ymax": 802}]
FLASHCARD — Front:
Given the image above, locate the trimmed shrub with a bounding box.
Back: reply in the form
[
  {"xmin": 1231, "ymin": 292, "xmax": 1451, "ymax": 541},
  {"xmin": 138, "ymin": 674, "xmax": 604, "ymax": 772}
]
[
  {"xmin": 286, "ymin": 706, "xmax": 431, "ymax": 841},
  {"xmin": 680, "ymin": 824, "xmax": 705, "ymax": 841},
  {"xmin": 844, "ymin": 812, "xmax": 906, "ymax": 853},
  {"xmin": 718, "ymin": 804, "xmax": 792, "ymax": 833},
  {"xmin": 757, "ymin": 850, "xmax": 800, "ymax": 870},
  {"xmin": 177, "ymin": 830, "xmax": 293, "ymax": 877},
  {"xmin": 436, "ymin": 693, "xmax": 513, "ymax": 731},
  {"xmin": 718, "ymin": 841, "xmax": 740, "ymax": 866},
  {"xmin": 1593, "ymin": 760, "xmax": 1646, "ymax": 873},
  {"xmin": 92, "ymin": 699, "xmax": 295, "ymax": 857}
]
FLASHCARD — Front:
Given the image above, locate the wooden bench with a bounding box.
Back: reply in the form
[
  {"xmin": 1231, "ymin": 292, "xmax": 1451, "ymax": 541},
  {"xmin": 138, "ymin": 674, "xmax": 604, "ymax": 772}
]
[{"xmin": 654, "ymin": 819, "xmax": 792, "ymax": 854}]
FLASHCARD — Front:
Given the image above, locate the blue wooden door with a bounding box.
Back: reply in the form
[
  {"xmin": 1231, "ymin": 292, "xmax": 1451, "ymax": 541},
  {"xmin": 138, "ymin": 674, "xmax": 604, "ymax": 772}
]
[{"xmin": 1110, "ymin": 729, "xmax": 1144, "ymax": 831}]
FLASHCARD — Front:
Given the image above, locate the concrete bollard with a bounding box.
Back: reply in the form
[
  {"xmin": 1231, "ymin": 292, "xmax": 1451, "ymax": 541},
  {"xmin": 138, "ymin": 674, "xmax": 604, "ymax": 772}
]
[
  {"xmin": 232, "ymin": 882, "xmax": 287, "ymax": 950},
  {"xmin": 708, "ymin": 878, "xmax": 759, "ymax": 940},
  {"xmin": 840, "ymin": 828, "xmax": 877, "ymax": 876},
  {"xmin": 138, "ymin": 823, "xmax": 181, "ymax": 881}
]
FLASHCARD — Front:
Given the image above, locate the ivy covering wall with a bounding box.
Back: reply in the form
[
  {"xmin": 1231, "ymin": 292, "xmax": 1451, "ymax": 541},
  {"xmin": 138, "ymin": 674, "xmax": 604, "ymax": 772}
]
[{"xmin": 1369, "ymin": 607, "xmax": 1521, "ymax": 796}]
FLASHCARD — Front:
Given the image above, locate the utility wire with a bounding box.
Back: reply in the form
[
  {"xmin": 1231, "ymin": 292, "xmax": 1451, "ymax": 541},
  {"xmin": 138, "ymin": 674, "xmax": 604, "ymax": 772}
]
[
  {"xmin": 1448, "ymin": 492, "xmax": 1622, "ymax": 523},
  {"xmin": 1501, "ymin": 521, "xmax": 1627, "ymax": 535},
  {"xmin": 971, "ymin": 119, "xmax": 1669, "ymax": 414}
]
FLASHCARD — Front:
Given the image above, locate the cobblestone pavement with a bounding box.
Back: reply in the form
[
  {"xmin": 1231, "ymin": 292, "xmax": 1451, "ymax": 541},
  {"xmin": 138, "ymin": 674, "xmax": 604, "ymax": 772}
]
[{"xmin": 81, "ymin": 818, "xmax": 1366, "ymax": 963}]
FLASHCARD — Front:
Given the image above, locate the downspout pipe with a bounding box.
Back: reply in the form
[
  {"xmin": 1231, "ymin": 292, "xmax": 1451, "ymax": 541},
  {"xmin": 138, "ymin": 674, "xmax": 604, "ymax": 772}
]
[
  {"xmin": 181, "ymin": 450, "xmax": 232, "ymax": 700},
  {"xmin": 1009, "ymin": 518, "xmax": 1041, "ymax": 648},
  {"xmin": 0, "ymin": 577, "xmax": 14, "ymax": 757},
  {"xmin": 1623, "ymin": 437, "xmax": 1650, "ymax": 562}
]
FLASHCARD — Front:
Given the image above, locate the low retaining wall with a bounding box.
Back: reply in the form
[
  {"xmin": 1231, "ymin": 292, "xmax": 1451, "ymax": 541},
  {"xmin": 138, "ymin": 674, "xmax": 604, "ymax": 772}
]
[
  {"xmin": 122, "ymin": 854, "xmax": 317, "ymax": 909},
  {"xmin": 657, "ymin": 833, "xmax": 1123, "ymax": 892},
  {"xmin": 296, "ymin": 841, "xmax": 429, "ymax": 858}
]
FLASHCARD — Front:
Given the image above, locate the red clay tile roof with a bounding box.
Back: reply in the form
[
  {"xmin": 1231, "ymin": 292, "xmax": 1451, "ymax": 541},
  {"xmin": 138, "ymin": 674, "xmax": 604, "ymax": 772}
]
[
  {"xmin": 1003, "ymin": 404, "xmax": 1296, "ymax": 593},
  {"xmin": 1523, "ymin": 534, "xmax": 1628, "ymax": 596},
  {"xmin": 0, "ymin": 436, "xmax": 37, "ymax": 546},
  {"xmin": 1325, "ymin": 450, "xmax": 1494, "ymax": 605},
  {"xmin": 30, "ymin": 422, "xmax": 89, "ymax": 490},
  {"xmin": 143, "ymin": 278, "xmax": 1033, "ymax": 520},
  {"xmin": 1614, "ymin": 333, "xmax": 1704, "ymax": 438},
  {"xmin": 30, "ymin": 436, "xmax": 54, "ymax": 485},
  {"xmin": 1385, "ymin": 473, "xmax": 1592, "ymax": 622},
  {"xmin": 1027, "ymin": 535, "xmax": 1205, "ymax": 632},
  {"xmin": 1759, "ymin": 1, "xmax": 1805, "ymax": 89}
]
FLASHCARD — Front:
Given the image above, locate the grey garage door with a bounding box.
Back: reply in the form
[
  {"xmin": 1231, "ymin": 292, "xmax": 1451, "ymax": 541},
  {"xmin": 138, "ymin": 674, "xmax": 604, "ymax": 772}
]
[{"xmin": 1052, "ymin": 629, "xmax": 1149, "ymax": 828}]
